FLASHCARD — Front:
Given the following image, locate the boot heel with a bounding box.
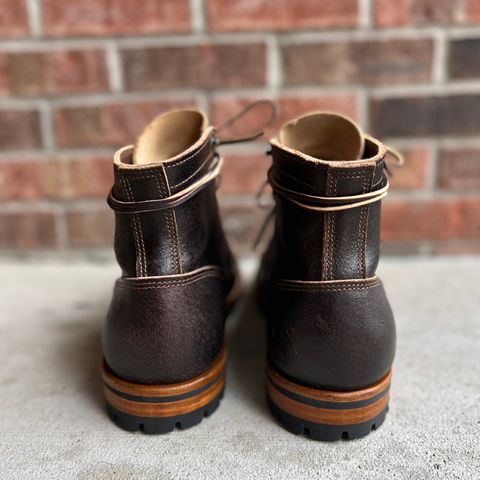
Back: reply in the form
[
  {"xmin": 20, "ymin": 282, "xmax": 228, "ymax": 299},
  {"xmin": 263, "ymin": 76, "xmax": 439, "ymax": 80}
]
[
  {"xmin": 102, "ymin": 348, "xmax": 226, "ymax": 434},
  {"xmin": 267, "ymin": 364, "xmax": 391, "ymax": 441}
]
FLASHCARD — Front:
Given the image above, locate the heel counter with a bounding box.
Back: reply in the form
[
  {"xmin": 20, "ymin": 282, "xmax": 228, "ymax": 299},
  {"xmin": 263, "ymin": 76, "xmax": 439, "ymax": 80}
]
[
  {"xmin": 102, "ymin": 267, "xmax": 227, "ymax": 384},
  {"xmin": 264, "ymin": 277, "xmax": 396, "ymax": 391}
]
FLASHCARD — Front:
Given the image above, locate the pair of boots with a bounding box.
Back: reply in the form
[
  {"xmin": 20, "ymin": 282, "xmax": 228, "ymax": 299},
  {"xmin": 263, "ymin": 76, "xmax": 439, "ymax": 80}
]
[{"xmin": 101, "ymin": 104, "xmax": 399, "ymax": 441}]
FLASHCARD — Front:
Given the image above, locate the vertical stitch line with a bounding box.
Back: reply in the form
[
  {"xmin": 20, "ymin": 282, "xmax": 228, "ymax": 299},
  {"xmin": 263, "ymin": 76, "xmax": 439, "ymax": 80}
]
[
  {"xmin": 325, "ymin": 213, "xmax": 331, "ymax": 280},
  {"xmin": 359, "ymin": 166, "xmax": 375, "ymax": 279},
  {"xmin": 357, "ymin": 177, "xmax": 368, "ymax": 279},
  {"xmin": 321, "ymin": 168, "xmax": 335, "ymax": 281},
  {"xmin": 154, "ymin": 175, "xmax": 175, "ymax": 263},
  {"xmin": 355, "ymin": 173, "xmax": 366, "ymax": 278},
  {"xmin": 124, "ymin": 178, "xmax": 147, "ymax": 277},
  {"xmin": 158, "ymin": 167, "xmax": 182, "ymax": 274},
  {"xmin": 322, "ymin": 212, "xmax": 330, "ymax": 280},
  {"xmin": 329, "ymin": 175, "xmax": 338, "ymax": 280},
  {"xmin": 121, "ymin": 177, "xmax": 142, "ymax": 277},
  {"xmin": 321, "ymin": 189, "xmax": 329, "ymax": 279},
  {"xmin": 321, "ymin": 210, "xmax": 329, "ymax": 281},
  {"xmin": 356, "ymin": 181, "xmax": 362, "ymax": 278},
  {"xmin": 135, "ymin": 215, "xmax": 147, "ymax": 277},
  {"xmin": 362, "ymin": 164, "xmax": 377, "ymax": 279}
]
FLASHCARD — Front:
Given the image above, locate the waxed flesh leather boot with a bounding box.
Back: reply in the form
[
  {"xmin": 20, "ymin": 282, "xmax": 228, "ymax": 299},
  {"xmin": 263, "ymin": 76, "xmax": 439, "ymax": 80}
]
[
  {"xmin": 258, "ymin": 112, "xmax": 400, "ymax": 441},
  {"xmin": 102, "ymin": 109, "xmax": 240, "ymax": 433}
]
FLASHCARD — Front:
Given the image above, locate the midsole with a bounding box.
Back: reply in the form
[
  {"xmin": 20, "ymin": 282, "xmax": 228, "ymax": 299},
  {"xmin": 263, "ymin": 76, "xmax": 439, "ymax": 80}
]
[
  {"xmin": 267, "ymin": 364, "xmax": 391, "ymax": 426},
  {"xmin": 102, "ymin": 348, "xmax": 226, "ymax": 418}
]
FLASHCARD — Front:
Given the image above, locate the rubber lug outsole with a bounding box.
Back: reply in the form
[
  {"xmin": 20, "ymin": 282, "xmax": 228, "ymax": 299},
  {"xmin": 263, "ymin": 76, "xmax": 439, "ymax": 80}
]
[
  {"xmin": 268, "ymin": 397, "xmax": 388, "ymax": 441},
  {"xmin": 106, "ymin": 390, "xmax": 224, "ymax": 434}
]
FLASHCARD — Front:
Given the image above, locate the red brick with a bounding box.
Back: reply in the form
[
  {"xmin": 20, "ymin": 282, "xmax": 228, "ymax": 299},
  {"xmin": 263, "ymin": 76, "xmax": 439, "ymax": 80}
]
[
  {"xmin": 219, "ymin": 152, "xmax": 270, "ymax": 194},
  {"xmin": 0, "ymin": 155, "xmax": 113, "ymax": 200},
  {"xmin": 66, "ymin": 207, "xmax": 113, "ymax": 247},
  {"xmin": 207, "ymin": 0, "xmax": 358, "ymax": 32},
  {"xmin": 0, "ymin": 49, "xmax": 109, "ymax": 97},
  {"xmin": 388, "ymin": 147, "xmax": 431, "ymax": 191},
  {"xmin": 122, "ymin": 43, "xmax": 266, "ymax": 91},
  {"xmin": 54, "ymin": 99, "xmax": 196, "ymax": 148},
  {"xmin": 438, "ymin": 148, "xmax": 480, "ymax": 191},
  {"xmin": 370, "ymin": 94, "xmax": 480, "ymax": 138},
  {"xmin": 0, "ymin": 159, "xmax": 64, "ymax": 200},
  {"xmin": 381, "ymin": 197, "xmax": 480, "ymax": 242},
  {"xmin": 464, "ymin": 0, "xmax": 480, "ymax": 23},
  {"xmin": 0, "ymin": 211, "xmax": 57, "ymax": 248},
  {"xmin": 374, "ymin": 0, "xmax": 456, "ymax": 27},
  {"xmin": 0, "ymin": 0, "xmax": 30, "ymax": 38},
  {"xmin": 43, "ymin": 0, "xmax": 191, "ymax": 37},
  {"xmin": 374, "ymin": 0, "xmax": 411, "ymax": 27},
  {"xmin": 65, "ymin": 156, "xmax": 113, "ymax": 198},
  {"xmin": 210, "ymin": 93, "xmax": 359, "ymax": 141},
  {"xmin": 449, "ymin": 38, "xmax": 480, "ymax": 80},
  {"xmin": 0, "ymin": 109, "xmax": 42, "ymax": 150},
  {"xmin": 282, "ymin": 38, "xmax": 433, "ymax": 86}
]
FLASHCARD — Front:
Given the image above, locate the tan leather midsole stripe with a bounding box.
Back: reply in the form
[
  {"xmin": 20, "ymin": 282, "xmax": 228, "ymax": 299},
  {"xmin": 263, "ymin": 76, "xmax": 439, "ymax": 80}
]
[
  {"xmin": 267, "ymin": 364, "xmax": 391, "ymax": 403},
  {"xmin": 105, "ymin": 376, "xmax": 224, "ymax": 417},
  {"xmin": 102, "ymin": 348, "xmax": 226, "ymax": 397},
  {"xmin": 268, "ymin": 382, "xmax": 389, "ymax": 425}
]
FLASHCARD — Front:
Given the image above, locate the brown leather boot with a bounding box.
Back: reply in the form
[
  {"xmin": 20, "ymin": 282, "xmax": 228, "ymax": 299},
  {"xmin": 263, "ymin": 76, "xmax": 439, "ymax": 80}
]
[
  {"xmin": 258, "ymin": 112, "xmax": 399, "ymax": 441},
  {"xmin": 102, "ymin": 109, "xmax": 240, "ymax": 433}
]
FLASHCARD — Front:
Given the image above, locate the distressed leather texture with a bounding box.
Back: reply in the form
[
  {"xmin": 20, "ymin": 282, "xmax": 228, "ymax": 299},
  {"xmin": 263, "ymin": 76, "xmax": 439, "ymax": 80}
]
[
  {"xmin": 103, "ymin": 267, "xmax": 228, "ymax": 384},
  {"xmin": 102, "ymin": 131, "xmax": 236, "ymax": 384},
  {"xmin": 258, "ymin": 136, "xmax": 396, "ymax": 391}
]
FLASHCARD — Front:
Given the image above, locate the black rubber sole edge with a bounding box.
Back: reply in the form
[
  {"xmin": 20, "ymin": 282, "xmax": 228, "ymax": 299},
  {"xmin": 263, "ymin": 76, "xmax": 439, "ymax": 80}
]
[
  {"xmin": 267, "ymin": 397, "xmax": 388, "ymax": 441},
  {"xmin": 106, "ymin": 389, "xmax": 224, "ymax": 434}
]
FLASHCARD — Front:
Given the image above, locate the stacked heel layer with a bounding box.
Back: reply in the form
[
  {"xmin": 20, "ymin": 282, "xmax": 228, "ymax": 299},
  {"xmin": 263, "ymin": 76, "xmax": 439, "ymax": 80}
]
[
  {"xmin": 267, "ymin": 364, "xmax": 391, "ymax": 441},
  {"xmin": 102, "ymin": 348, "xmax": 226, "ymax": 434}
]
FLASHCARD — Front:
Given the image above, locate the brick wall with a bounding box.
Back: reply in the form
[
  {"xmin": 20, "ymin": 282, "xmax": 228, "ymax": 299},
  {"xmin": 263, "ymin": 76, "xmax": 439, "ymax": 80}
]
[{"xmin": 0, "ymin": 0, "xmax": 479, "ymax": 254}]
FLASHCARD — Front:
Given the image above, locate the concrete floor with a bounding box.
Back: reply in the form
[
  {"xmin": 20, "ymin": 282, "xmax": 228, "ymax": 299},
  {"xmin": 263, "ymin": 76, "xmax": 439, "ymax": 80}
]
[{"xmin": 0, "ymin": 256, "xmax": 479, "ymax": 479}]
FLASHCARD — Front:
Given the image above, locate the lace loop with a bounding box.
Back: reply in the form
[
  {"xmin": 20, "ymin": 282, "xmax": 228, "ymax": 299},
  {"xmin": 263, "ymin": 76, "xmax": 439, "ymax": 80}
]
[
  {"xmin": 108, "ymin": 148, "xmax": 223, "ymax": 214},
  {"xmin": 268, "ymin": 168, "xmax": 389, "ymax": 212},
  {"xmin": 253, "ymin": 144, "xmax": 402, "ymax": 247}
]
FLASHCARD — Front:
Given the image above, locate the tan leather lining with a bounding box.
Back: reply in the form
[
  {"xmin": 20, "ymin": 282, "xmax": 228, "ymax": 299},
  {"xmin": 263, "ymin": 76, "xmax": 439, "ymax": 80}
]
[
  {"xmin": 277, "ymin": 111, "xmax": 365, "ymax": 161},
  {"xmin": 271, "ymin": 135, "xmax": 387, "ymax": 168},
  {"xmin": 133, "ymin": 109, "xmax": 209, "ymax": 165}
]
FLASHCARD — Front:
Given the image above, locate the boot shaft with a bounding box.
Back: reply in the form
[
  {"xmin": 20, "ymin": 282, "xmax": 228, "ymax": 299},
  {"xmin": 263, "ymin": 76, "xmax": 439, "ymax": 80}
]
[
  {"xmin": 110, "ymin": 110, "xmax": 233, "ymax": 279},
  {"xmin": 266, "ymin": 113, "xmax": 388, "ymax": 281}
]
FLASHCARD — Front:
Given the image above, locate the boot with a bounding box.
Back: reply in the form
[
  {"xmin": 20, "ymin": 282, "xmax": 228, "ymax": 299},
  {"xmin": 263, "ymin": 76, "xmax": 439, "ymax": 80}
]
[
  {"xmin": 102, "ymin": 109, "xmax": 240, "ymax": 433},
  {"xmin": 258, "ymin": 112, "xmax": 398, "ymax": 441}
]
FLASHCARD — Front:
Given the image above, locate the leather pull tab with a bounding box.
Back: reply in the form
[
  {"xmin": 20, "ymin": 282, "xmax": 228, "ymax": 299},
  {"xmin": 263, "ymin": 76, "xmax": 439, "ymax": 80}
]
[{"xmin": 215, "ymin": 99, "xmax": 278, "ymax": 145}]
